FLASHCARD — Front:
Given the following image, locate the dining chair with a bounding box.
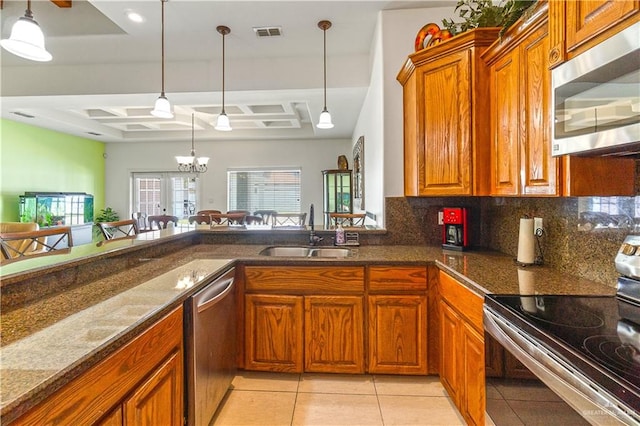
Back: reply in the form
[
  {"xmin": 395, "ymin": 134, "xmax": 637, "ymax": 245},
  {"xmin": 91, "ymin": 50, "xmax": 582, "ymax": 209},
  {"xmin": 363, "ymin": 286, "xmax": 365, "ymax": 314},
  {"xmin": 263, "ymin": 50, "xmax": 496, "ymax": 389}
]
[
  {"xmin": 188, "ymin": 215, "xmax": 213, "ymax": 225},
  {"xmin": 131, "ymin": 212, "xmax": 148, "ymax": 232},
  {"xmin": 225, "ymin": 210, "xmax": 250, "ymax": 225},
  {"xmin": 0, "ymin": 227, "xmax": 73, "ymax": 261},
  {"xmin": 196, "ymin": 210, "xmax": 222, "ymax": 224},
  {"xmin": 272, "ymin": 212, "xmax": 307, "ymax": 228},
  {"xmin": 148, "ymin": 215, "xmax": 179, "ymax": 230},
  {"xmin": 253, "ymin": 210, "xmax": 277, "ymax": 225},
  {"xmin": 329, "ymin": 213, "xmax": 366, "ymax": 229},
  {"xmin": 98, "ymin": 219, "xmax": 139, "ymax": 241},
  {"xmin": 244, "ymin": 215, "xmax": 263, "ymax": 225}
]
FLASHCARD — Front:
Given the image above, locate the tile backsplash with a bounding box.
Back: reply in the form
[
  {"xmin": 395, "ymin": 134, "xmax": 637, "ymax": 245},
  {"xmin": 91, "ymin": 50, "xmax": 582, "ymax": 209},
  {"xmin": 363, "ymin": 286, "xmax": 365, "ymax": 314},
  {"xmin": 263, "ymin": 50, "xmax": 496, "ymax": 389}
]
[{"xmin": 385, "ymin": 195, "xmax": 639, "ymax": 288}]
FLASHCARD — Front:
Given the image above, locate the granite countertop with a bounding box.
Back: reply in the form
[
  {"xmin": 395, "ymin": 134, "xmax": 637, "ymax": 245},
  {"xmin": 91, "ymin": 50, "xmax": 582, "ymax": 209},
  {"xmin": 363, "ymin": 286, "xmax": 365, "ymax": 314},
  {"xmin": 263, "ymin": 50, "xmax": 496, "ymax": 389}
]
[{"xmin": 0, "ymin": 239, "xmax": 616, "ymax": 423}]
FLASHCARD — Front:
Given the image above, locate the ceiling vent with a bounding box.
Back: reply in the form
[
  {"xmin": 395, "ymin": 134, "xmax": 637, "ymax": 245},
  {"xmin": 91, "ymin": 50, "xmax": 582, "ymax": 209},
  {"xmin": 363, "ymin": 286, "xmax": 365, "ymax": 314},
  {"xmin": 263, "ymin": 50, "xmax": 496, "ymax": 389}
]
[
  {"xmin": 253, "ymin": 26, "xmax": 282, "ymax": 37},
  {"xmin": 12, "ymin": 111, "xmax": 35, "ymax": 118}
]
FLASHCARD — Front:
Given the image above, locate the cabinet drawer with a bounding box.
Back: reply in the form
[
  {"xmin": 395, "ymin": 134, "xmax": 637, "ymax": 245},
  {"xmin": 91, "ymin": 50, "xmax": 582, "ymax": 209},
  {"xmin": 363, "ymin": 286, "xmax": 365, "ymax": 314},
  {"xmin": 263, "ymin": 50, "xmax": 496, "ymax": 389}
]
[
  {"xmin": 368, "ymin": 266, "xmax": 427, "ymax": 292},
  {"xmin": 245, "ymin": 266, "xmax": 364, "ymax": 293},
  {"xmin": 439, "ymin": 271, "xmax": 483, "ymax": 332}
]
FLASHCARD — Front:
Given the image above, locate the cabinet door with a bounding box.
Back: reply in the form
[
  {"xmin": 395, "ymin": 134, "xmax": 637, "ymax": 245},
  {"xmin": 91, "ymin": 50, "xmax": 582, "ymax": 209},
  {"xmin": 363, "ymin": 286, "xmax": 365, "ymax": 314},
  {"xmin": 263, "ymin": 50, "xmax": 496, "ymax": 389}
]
[
  {"xmin": 123, "ymin": 349, "xmax": 183, "ymax": 426},
  {"xmin": 520, "ymin": 25, "xmax": 558, "ymax": 196},
  {"xmin": 245, "ymin": 294, "xmax": 304, "ymax": 373},
  {"xmin": 368, "ymin": 294, "xmax": 427, "ymax": 374},
  {"xmin": 419, "ymin": 50, "xmax": 472, "ymax": 195},
  {"xmin": 97, "ymin": 407, "xmax": 123, "ymax": 426},
  {"xmin": 461, "ymin": 322, "xmax": 485, "ymax": 426},
  {"xmin": 439, "ymin": 300, "xmax": 461, "ymax": 405},
  {"xmin": 305, "ymin": 295, "xmax": 364, "ymax": 373},
  {"xmin": 490, "ymin": 50, "xmax": 520, "ymax": 196},
  {"xmin": 565, "ymin": 1, "xmax": 639, "ymax": 54}
]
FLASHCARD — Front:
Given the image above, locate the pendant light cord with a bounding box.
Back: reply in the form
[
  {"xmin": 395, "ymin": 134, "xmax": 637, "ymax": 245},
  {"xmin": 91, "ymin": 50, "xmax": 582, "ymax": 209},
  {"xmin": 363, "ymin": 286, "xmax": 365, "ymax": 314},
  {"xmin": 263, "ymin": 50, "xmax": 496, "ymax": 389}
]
[
  {"xmin": 191, "ymin": 113, "xmax": 195, "ymax": 155},
  {"xmin": 160, "ymin": 0, "xmax": 166, "ymax": 96},
  {"xmin": 323, "ymin": 26, "xmax": 327, "ymax": 110},
  {"xmin": 221, "ymin": 30, "xmax": 226, "ymax": 114},
  {"xmin": 25, "ymin": 0, "xmax": 33, "ymax": 19}
]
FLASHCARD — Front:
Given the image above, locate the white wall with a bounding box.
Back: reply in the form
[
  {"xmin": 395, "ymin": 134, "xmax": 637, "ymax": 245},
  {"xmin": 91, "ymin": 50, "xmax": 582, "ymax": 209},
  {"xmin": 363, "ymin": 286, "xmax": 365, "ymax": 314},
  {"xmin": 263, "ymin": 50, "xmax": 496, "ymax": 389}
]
[
  {"xmin": 353, "ymin": 15, "xmax": 385, "ymax": 225},
  {"xmin": 105, "ymin": 138, "xmax": 351, "ymax": 225},
  {"xmin": 381, "ymin": 7, "xmax": 455, "ymax": 198},
  {"xmin": 353, "ymin": 7, "xmax": 455, "ymax": 226}
]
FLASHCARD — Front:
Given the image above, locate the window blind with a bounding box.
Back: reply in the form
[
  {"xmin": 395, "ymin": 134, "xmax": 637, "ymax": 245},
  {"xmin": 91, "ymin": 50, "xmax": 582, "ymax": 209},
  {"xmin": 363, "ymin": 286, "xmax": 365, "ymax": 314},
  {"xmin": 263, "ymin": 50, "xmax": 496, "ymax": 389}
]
[{"xmin": 228, "ymin": 169, "xmax": 301, "ymax": 213}]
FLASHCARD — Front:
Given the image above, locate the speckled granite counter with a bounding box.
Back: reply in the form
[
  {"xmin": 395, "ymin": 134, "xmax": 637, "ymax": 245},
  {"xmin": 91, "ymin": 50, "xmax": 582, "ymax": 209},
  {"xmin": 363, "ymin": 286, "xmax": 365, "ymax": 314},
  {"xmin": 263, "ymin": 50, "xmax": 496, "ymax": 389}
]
[{"xmin": 0, "ymin": 234, "xmax": 616, "ymax": 423}]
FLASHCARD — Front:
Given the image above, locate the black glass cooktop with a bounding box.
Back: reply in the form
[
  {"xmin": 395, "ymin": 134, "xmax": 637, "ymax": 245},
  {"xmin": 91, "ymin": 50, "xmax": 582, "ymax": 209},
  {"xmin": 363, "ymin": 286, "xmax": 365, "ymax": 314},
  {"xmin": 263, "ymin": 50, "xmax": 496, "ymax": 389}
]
[{"xmin": 485, "ymin": 294, "xmax": 640, "ymax": 413}]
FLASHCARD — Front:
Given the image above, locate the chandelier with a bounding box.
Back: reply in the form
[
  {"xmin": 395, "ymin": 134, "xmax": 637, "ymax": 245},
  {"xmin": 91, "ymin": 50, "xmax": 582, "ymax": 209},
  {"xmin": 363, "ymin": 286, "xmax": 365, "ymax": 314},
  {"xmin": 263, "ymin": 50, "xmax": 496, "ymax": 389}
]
[{"xmin": 176, "ymin": 114, "xmax": 209, "ymax": 173}]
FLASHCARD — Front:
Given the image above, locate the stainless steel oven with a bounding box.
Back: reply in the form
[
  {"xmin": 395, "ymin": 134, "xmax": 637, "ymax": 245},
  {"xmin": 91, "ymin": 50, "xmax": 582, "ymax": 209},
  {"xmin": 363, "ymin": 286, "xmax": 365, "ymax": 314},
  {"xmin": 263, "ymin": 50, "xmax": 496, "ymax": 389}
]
[
  {"xmin": 551, "ymin": 21, "xmax": 640, "ymax": 157},
  {"xmin": 484, "ymin": 236, "xmax": 640, "ymax": 425}
]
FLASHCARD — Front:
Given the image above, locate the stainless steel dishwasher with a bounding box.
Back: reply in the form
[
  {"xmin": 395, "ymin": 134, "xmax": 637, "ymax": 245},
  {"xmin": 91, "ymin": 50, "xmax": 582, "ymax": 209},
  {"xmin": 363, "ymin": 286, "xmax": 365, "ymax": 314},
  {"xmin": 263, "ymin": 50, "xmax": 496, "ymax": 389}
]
[{"xmin": 185, "ymin": 267, "xmax": 236, "ymax": 426}]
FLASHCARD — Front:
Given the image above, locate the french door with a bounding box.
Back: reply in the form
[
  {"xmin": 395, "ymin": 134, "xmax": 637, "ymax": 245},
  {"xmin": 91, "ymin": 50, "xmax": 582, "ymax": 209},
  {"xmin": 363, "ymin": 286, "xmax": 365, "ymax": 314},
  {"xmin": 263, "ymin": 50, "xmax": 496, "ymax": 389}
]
[{"xmin": 132, "ymin": 172, "xmax": 200, "ymax": 219}]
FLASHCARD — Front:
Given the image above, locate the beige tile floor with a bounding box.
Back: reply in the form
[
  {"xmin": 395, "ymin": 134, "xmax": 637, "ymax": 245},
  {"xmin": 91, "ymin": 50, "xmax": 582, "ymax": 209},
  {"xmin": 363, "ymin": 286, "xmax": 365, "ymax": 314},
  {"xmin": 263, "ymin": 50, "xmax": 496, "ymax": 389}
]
[{"xmin": 212, "ymin": 372, "xmax": 465, "ymax": 426}]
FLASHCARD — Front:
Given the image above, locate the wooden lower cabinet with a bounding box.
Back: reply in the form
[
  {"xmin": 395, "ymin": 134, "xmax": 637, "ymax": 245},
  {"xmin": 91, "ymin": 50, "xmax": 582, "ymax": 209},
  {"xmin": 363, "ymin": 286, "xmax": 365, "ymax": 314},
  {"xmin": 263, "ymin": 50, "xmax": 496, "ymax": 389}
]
[
  {"xmin": 305, "ymin": 295, "xmax": 364, "ymax": 373},
  {"xmin": 123, "ymin": 349, "xmax": 184, "ymax": 426},
  {"xmin": 460, "ymin": 322, "xmax": 485, "ymax": 424},
  {"xmin": 15, "ymin": 307, "xmax": 184, "ymax": 426},
  {"xmin": 243, "ymin": 266, "xmax": 365, "ymax": 374},
  {"xmin": 244, "ymin": 294, "xmax": 304, "ymax": 372},
  {"xmin": 368, "ymin": 295, "xmax": 427, "ymax": 374},
  {"xmin": 367, "ymin": 266, "xmax": 428, "ymax": 375},
  {"xmin": 438, "ymin": 271, "xmax": 485, "ymax": 426}
]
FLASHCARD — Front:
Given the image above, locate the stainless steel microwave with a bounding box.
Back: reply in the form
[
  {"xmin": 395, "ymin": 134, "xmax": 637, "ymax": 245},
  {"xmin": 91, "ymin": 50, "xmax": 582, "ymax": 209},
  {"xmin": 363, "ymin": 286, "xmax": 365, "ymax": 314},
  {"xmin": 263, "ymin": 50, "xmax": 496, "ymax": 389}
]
[{"xmin": 552, "ymin": 21, "xmax": 640, "ymax": 156}]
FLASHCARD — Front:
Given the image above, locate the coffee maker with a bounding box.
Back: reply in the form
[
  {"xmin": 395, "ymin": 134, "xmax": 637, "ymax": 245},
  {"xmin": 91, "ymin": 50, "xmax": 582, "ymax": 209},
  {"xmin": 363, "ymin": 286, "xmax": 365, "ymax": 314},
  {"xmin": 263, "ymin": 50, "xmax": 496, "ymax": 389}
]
[{"xmin": 441, "ymin": 207, "xmax": 469, "ymax": 251}]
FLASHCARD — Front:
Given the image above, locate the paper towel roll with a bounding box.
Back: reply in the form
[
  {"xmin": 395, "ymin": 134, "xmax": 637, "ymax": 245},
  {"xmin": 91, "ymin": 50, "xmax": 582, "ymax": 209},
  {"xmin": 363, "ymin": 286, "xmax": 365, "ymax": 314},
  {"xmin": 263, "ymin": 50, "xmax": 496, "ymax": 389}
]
[
  {"xmin": 518, "ymin": 268, "xmax": 537, "ymax": 313},
  {"xmin": 517, "ymin": 218, "xmax": 536, "ymax": 264}
]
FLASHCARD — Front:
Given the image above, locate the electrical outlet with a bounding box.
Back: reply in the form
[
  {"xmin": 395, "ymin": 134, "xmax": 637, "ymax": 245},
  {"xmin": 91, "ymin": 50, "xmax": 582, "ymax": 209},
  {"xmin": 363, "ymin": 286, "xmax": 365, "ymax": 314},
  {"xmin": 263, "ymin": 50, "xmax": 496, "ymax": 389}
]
[
  {"xmin": 438, "ymin": 211, "xmax": 444, "ymax": 225},
  {"xmin": 534, "ymin": 217, "xmax": 543, "ymax": 235}
]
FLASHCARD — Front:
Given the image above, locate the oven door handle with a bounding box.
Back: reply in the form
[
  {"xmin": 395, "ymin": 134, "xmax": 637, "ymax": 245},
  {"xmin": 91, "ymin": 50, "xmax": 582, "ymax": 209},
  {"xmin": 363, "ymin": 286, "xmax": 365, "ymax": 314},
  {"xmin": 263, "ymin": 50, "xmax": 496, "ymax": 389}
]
[{"xmin": 484, "ymin": 306, "xmax": 638, "ymax": 426}]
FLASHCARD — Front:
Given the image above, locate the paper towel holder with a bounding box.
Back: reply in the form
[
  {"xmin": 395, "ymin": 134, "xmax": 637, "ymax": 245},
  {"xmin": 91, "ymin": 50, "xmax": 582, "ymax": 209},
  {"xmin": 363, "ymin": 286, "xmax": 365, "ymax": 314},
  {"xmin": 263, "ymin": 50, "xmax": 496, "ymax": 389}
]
[{"xmin": 514, "ymin": 216, "xmax": 545, "ymax": 267}]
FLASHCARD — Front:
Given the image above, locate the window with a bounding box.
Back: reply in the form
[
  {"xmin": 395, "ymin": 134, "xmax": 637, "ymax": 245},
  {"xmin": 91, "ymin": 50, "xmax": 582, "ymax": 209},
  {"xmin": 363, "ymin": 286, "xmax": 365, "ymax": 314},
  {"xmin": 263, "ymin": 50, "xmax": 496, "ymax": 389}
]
[
  {"xmin": 227, "ymin": 169, "xmax": 301, "ymax": 213},
  {"xmin": 132, "ymin": 172, "xmax": 199, "ymax": 218}
]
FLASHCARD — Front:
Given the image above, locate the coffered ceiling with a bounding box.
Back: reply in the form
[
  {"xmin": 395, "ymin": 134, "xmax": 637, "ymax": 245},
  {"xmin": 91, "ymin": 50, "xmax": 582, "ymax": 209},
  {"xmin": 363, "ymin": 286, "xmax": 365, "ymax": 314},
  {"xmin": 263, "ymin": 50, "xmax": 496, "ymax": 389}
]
[{"xmin": 0, "ymin": 0, "xmax": 454, "ymax": 143}]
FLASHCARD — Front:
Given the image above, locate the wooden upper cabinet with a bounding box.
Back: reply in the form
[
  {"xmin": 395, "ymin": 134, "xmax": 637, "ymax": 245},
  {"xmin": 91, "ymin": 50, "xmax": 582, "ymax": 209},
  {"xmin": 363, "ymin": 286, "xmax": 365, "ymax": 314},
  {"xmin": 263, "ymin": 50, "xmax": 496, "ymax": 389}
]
[
  {"xmin": 484, "ymin": 2, "xmax": 559, "ymax": 196},
  {"xmin": 549, "ymin": 0, "xmax": 639, "ymax": 67},
  {"xmin": 397, "ymin": 28, "xmax": 500, "ymax": 196},
  {"xmin": 484, "ymin": 3, "xmax": 636, "ymax": 197}
]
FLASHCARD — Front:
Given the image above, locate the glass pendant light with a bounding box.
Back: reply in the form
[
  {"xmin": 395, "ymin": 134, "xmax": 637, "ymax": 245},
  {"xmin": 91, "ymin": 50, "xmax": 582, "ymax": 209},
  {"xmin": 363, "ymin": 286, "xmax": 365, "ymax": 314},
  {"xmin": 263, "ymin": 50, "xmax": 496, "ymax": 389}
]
[
  {"xmin": 316, "ymin": 20, "xmax": 334, "ymax": 129},
  {"xmin": 151, "ymin": 0, "xmax": 173, "ymax": 119},
  {"xmin": 214, "ymin": 25, "xmax": 232, "ymax": 131},
  {"xmin": 0, "ymin": 0, "xmax": 52, "ymax": 62}
]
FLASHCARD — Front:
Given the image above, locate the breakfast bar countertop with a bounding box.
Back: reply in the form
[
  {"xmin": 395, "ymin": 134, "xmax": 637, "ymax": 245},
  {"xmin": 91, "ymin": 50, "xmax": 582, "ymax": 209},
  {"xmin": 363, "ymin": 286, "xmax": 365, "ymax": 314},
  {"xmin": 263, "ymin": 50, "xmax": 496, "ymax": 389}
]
[{"xmin": 0, "ymin": 233, "xmax": 617, "ymax": 423}]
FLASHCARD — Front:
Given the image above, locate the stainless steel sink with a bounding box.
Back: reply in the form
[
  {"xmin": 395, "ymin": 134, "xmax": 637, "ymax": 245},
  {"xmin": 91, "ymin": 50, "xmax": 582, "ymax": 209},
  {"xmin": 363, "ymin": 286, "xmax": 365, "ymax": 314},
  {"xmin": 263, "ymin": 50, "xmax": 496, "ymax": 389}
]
[{"xmin": 259, "ymin": 246, "xmax": 353, "ymax": 258}]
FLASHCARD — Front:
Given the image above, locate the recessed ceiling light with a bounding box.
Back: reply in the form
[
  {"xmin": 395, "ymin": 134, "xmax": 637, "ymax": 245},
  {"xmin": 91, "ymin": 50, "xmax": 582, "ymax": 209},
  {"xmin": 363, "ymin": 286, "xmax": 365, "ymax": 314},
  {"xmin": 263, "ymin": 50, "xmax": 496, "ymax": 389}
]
[{"xmin": 126, "ymin": 10, "xmax": 145, "ymax": 24}]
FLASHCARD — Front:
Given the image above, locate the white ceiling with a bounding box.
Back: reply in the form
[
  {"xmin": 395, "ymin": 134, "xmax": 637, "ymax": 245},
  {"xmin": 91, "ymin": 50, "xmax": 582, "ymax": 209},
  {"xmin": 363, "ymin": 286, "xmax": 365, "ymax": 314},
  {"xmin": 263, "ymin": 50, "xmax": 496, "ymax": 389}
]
[{"xmin": 0, "ymin": 0, "xmax": 453, "ymax": 143}]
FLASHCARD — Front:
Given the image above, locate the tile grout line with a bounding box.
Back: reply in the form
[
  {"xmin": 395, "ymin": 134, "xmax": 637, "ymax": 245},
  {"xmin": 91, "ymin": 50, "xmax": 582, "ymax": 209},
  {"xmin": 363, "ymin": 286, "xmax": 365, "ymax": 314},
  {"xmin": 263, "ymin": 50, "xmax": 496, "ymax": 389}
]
[{"xmin": 373, "ymin": 375, "xmax": 386, "ymax": 426}]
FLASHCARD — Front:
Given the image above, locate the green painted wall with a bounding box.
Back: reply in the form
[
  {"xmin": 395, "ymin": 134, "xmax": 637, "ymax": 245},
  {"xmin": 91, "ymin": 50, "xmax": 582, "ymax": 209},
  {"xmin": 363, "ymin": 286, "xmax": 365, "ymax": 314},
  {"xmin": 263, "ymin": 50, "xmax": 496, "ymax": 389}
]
[{"xmin": 0, "ymin": 119, "xmax": 105, "ymax": 222}]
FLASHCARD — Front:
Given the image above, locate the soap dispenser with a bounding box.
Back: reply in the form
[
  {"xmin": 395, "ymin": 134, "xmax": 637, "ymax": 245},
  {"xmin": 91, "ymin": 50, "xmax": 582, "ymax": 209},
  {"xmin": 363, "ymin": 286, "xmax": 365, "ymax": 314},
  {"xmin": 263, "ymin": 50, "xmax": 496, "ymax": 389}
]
[{"xmin": 335, "ymin": 222, "xmax": 345, "ymax": 245}]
